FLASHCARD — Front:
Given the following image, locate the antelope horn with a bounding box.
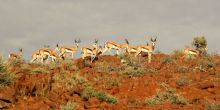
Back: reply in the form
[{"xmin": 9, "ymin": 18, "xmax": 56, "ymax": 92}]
[
  {"xmin": 154, "ymin": 36, "xmax": 157, "ymax": 41},
  {"xmin": 125, "ymin": 38, "xmax": 129, "ymax": 44}
]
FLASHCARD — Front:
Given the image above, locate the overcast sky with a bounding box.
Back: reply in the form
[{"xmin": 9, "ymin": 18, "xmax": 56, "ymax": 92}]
[{"xmin": 0, "ymin": 0, "xmax": 219, "ymax": 60}]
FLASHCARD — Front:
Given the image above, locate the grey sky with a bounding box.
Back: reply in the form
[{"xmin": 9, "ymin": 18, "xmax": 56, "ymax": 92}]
[{"xmin": 0, "ymin": 0, "xmax": 219, "ymax": 60}]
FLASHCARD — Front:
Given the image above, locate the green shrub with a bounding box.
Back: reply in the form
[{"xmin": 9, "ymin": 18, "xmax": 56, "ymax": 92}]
[
  {"xmin": 0, "ymin": 72, "xmax": 15, "ymax": 87},
  {"xmin": 119, "ymin": 54, "xmax": 138, "ymax": 66},
  {"xmin": 81, "ymin": 87, "xmax": 97, "ymax": 100},
  {"xmin": 172, "ymin": 50, "xmax": 184, "ymax": 59},
  {"xmin": 206, "ymin": 102, "xmax": 220, "ymax": 110},
  {"xmin": 176, "ymin": 66, "xmax": 189, "ymax": 73},
  {"xmin": 94, "ymin": 61, "xmax": 115, "ymax": 73},
  {"xmin": 105, "ymin": 94, "xmax": 118, "ymax": 104},
  {"xmin": 161, "ymin": 57, "xmax": 176, "ymax": 65},
  {"xmin": 80, "ymin": 86, "xmax": 118, "ymax": 104},
  {"xmin": 127, "ymin": 98, "xmax": 141, "ymax": 107},
  {"xmin": 0, "ymin": 56, "xmax": 6, "ymax": 72},
  {"xmin": 61, "ymin": 101, "xmax": 78, "ymax": 110},
  {"xmin": 105, "ymin": 78, "xmax": 120, "ymax": 87},
  {"xmin": 145, "ymin": 88, "xmax": 187, "ymax": 106},
  {"xmin": 0, "ymin": 56, "xmax": 15, "ymax": 87},
  {"xmin": 30, "ymin": 67, "xmax": 49, "ymax": 74},
  {"xmin": 192, "ymin": 36, "xmax": 207, "ymax": 49},
  {"xmin": 145, "ymin": 94, "xmax": 163, "ymax": 105},
  {"xmin": 122, "ymin": 66, "xmax": 145, "ymax": 77},
  {"xmin": 54, "ymin": 72, "xmax": 89, "ymax": 89},
  {"xmin": 176, "ymin": 77, "xmax": 189, "ymax": 87}
]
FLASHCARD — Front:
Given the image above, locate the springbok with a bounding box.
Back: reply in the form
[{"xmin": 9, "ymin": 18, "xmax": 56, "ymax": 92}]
[
  {"xmin": 81, "ymin": 39, "xmax": 103, "ymax": 63},
  {"xmin": 102, "ymin": 39, "xmax": 128, "ymax": 55},
  {"xmin": 183, "ymin": 47, "xmax": 207, "ymax": 58},
  {"xmin": 56, "ymin": 39, "xmax": 81, "ymax": 58},
  {"xmin": 30, "ymin": 45, "xmax": 60, "ymax": 63},
  {"xmin": 30, "ymin": 51, "xmax": 45, "ymax": 63},
  {"xmin": 134, "ymin": 37, "xmax": 157, "ymax": 63},
  {"xmin": 8, "ymin": 48, "xmax": 23, "ymax": 60}
]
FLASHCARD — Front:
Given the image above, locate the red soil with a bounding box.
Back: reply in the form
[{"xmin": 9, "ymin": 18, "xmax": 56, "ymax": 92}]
[{"xmin": 0, "ymin": 54, "xmax": 219, "ymax": 110}]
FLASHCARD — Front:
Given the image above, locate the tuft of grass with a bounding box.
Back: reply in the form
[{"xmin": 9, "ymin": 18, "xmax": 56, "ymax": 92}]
[
  {"xmin": 29, "ymin": 67, "xmax": 49, "ymax": 74},
  {"xmin": 105, "ymin": 94, "xmax": 118, "ymax": 104},
  {"xmin": 145, "ymin": 66, "xmax": 159, "ymax": 73},
  {"xmin": 7, "ymin": 59, "xmax": 25, "ymax": 69},
  {"xmin": 0, "ymin": 72, "xmax": 15, "ymax": 87},
  {"xmin": 176, "ymin": 77, "xmax": 189, "ymax": 87},
  {"xmin": 72, "ymin": 73, "xmax": 90, "ymax": 87},
  {"xmin": 94, "ymin": 61, "xmax": 115, "ymax": 73},
  {"xmin": 206, "ymin": 102, "xmax": 220, "ymax": 110},
  {"xmin": 81, "ymin": 86, "xmax": 118, "ymax": 104},
  {"xmin": 144, "ymin": 94, "xmax": 163, "ymax": 105},
  {"xmin": 0, "ymin": 56, "xmax": 6, "ymax": 73},
  {"xmin": 145, "ymin": 88, "xmax": 187, "ymax": 106},
  {"xmin": 161, "ymin": 57, "xmax": 176, "ymax": 65},
  {"xmin": 172, "ymin": 50, "xmax": 184, "ymax": 59},
  {"xmin": 0, "ymin": 56, "xmax": 15, "ymax": 87},
  {"xmin": 212, "ymin": 78, "xmax": 220, "ymax": 82},
  {"xmin": 81, "ymin": 86, "xmax": 97, "ymax": 100},
  {"xmin": 119, "ymin": 54, "xmax": 139, "ymax": 66},
  {"xmin": 122, "ymin": 66, "xmax": 145, "ymax": 77},
  {"xmin": 105, "ymin": 78, "xmax": 120, "ymax": 88},
  {"xmin": 176, "ymin": 66, "xmax": 189, "ymax": 73},
  {"xmin": 54, "ymin": 71, "xmax": 90, "ymax": 89},
  {"xmin": 61, "ymin": 101, "xmax": 78, "ymax": 110},
  {"xmin": 127, "ymin": 98, "xmax": 141, "ymax": 107}
]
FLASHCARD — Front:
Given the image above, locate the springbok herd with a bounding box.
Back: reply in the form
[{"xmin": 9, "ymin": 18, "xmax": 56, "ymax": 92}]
[{"xmin": 8, "ymin": 37, "xmax": 206, "ymax": 63}]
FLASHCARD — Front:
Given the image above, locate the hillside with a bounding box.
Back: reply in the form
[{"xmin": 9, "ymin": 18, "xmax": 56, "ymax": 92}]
[{"xmin": 0, "ymin": 53, "xmax": 220, "ymax": 110}]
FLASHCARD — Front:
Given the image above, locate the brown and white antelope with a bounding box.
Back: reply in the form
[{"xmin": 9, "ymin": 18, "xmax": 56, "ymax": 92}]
[
  {"xmin": 102, "ymin": 40, "xmax": 128, "ymax": 55},
  {"xmin": 30, "ymin": 45, "xmax": 60, "ymax": 63},
  {"xmin": 56, "ymin": 39, "xmax": 81, "ymax": 58},
  {"xmin": 8, "ymin": 48, "xmax": 23, "ymax": 60},
  {"xmin": 183, "ymin": 47, "xmax": 207, "ymax": 57},
  {"xmin": 30, "ymin": 51, "xmax": 45, "ymax": 63},
  {"xmin": 134, "ymin": 37, "xmax": 157, "ymax": 63},
  {"xmin": 81, "ymin": 39, "xmax": 103, "ymax": 63}
]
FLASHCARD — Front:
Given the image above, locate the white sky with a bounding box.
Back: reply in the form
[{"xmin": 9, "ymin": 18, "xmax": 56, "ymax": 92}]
[{"xmin": 0, "ymin": 0, "xmax": 219, "ymax": 60}]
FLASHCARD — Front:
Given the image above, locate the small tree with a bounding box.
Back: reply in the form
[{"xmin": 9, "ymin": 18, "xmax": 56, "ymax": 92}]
[
  {"xmin": 192, "ymin": 36, "xmax": 207, "ymax": 49},
  {"xmin": 192, "ymin": 36, "xmax": 207, "ymax": 55}
]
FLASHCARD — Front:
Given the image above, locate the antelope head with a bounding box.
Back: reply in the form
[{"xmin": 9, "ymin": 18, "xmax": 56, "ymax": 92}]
[
  {"xmin": 150, "ymin": 36, "xmax": 157, "ymax": 46},
  {"xmin": 75, "ymin": 39, "xmax": 81, "ymax": 48},
  {"xmin": 93, "ymin": 39, "xmax": 99, "ymax": 48},
  {"xmin": 19, "ymin": 48, "xmax": 23, "ymax": 52}
]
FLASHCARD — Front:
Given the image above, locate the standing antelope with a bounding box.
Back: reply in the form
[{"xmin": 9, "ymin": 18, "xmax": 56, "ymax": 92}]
[
  {"xmin": 134, "ymin": 37, "xmax": 157, "ymax": 63},
  {"xmin": 124, "ymin": 39, "xmax": 142, "ymax": 55},
  {"xmin": 56, "ymin": 39, "xmax": 81, "ymax": 58},
  {"xmin": 124, "ymin": 39, "xmax": 150, "ymax": 55},
  {"xmin": 81, "ymin": 39, "xmax": 102, "ymax": 63},
  {"xmin": 8, "ymin": 48, "xmax": 23, "ymax": 60},
  {"xmin": 102, "ymin": 40, "xmax": 128, "ymax": 55}
]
